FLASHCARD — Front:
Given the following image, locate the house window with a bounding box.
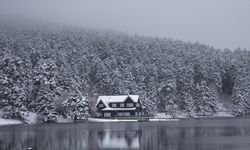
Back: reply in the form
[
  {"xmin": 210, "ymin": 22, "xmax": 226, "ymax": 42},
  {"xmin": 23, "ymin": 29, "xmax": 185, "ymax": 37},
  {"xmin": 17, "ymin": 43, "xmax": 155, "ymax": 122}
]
[
  {"xmin": 136, "ymin": 112, "xmax": 141, "ymax": 116},
  {"xmin": 126, "ymin": 103, "xmax": 134, "ymax": 107},
  {"xmin": 136, "ymin": 103, "xmax": 140, "ymax": 107},
  {"xmin": 120, "ymin": 103, "xmax": 125, "ymax": 107},
  {"xmin": 117, "ymin": 112, "xmax": 130, "ymax": 117},
  {"xmin": 104, "ymin": 112, "xmax": 111, "ymax": 117},
  {"xmin": 99, "ymin": 104, "xmax": 104, "ymax": 108},
  {"xmin": 112, "ymin": 103, "xmax": 117, "ymax": 107}
]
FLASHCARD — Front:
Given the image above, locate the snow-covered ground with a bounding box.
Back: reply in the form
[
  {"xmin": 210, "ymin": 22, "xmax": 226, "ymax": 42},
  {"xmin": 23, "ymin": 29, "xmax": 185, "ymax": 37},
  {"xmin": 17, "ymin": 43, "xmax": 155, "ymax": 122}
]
[
  {"xmin": 88, "ymin": 118, "xmax": 179, "ymax": 122},
  {"xmin": 0, "ymin": 105, "xmax": 234, "ymax": 126},
  {"xmin": 0, "ymin": 111, "xmax": 23, "ymax": 126},
  {"xmin": 192, "ymin": 112, "xmax": 234, "ymax": 118},
  {"xmin": 149, "ymin": 118, "xmax": 179, "ymax": 122},
  {"xmin": 213, "ymin": 112, "xmax": 234, "ymax": 117},
  {"xmin": 154, "ymin": 113, "xmax": 172, "ymax": 119},
  {"xmin": 88, "ymin": 118, "xmax": 138, "ymax": 122},
  {"xmin": 0, "ymin": 118, "xmax": 22, "ymax": 126},
  {"xmin": 154, "ymin": 103, "xmax": 234, "ymax": 120}
]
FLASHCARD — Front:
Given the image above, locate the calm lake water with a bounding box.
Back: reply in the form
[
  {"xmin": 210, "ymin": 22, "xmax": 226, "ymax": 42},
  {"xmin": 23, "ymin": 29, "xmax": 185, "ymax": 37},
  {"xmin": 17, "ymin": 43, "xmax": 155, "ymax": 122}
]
[{"xmin": 0, "ymin": 118, "xmax": 250, "ymax": 150}]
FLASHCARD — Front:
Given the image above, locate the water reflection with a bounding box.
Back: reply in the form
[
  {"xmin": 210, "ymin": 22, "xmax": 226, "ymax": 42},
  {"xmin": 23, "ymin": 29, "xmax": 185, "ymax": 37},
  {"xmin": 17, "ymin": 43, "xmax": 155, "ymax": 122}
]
[
  {"xmin": 0, "ymin": 118, "xmax": 250, "ymax": 150},
  {"xmin": 98, "ymin": 130, "xmax": 140, "ymax": 149}
]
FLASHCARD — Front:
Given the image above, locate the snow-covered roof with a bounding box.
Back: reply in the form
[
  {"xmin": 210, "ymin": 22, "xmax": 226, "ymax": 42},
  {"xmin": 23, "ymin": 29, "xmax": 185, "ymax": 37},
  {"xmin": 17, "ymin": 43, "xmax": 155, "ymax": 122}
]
[{"xmin": 96, "ymin": 95, "xmax": 139, "ymax": 108}]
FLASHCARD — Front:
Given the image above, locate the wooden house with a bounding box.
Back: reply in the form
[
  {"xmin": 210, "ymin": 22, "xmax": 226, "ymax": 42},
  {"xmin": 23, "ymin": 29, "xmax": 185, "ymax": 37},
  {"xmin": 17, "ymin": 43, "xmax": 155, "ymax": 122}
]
[{"xmin": 95, "ymin": 95, "xmax": 144, "ymax": 118}]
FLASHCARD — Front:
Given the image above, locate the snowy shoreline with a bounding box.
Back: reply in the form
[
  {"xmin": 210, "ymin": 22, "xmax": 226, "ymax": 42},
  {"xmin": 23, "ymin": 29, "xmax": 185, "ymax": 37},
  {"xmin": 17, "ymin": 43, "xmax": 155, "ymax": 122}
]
[
  {"xmin": 0, "ymin": 115, "xmax": 236, "ymax": 126},
  {"xmin": 0, "ymin": 110, "xmax": 235, "ymax": 126},
  {"xmin": 0, "ymin": 117, "xmax": 179, "ymax": 126},
  {"xmin": 0, "ymin": 118, "xmax": 23, "ymax": 126}
]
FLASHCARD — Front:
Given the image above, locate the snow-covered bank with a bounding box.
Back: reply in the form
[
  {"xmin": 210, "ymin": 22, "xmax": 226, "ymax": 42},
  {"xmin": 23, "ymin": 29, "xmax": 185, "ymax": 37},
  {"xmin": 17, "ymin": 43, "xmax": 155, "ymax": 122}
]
[
  {"xmin": 0, "ymin": 111, "xmax": 23, "ymax": 126},
  {"xmin": 191, "ymin": 112, "xmax": 234, "ymax": 119},
  {"xmin": 154, "ymin": 111, "xmax": 234, "ymax": 120},
  {"xmin": 0, "ymin": 118, "xmax": 22, "ymax": 126},
  {"xmin": 149, "ymin": 118, "xmax": 179, "ymax": 122},
  {"xmin": 0, "ymin": 111, "xmax": 234, "ymax": 126},
  {"xmin": 88, "ymin": 118, "xmax": 180, "ymax": 122},
  {"xmin": 88, "ymin": 118, "xmax": 138, "ymax": 123},
  {"xmin": 0, "ymin": 117, "xmax": 180, "ymax": 125}
]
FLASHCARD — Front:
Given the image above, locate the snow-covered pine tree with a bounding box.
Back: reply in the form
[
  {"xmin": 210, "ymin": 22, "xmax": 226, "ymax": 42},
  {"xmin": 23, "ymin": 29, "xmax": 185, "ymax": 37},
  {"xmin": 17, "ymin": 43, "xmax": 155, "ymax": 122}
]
[
  {"xmin": 157, "ymin": 77, "xmax": 176, "ymax": 112},
  {"xmin": 232, "ymin": 67, "xmax": 250, "ymax": 116},
  {"xmin": 62, "ymin": 94, "xmax": 90, "ymax": 120},
  {"xmin": 176, "ymin": 66, "xmax": 195, "ymax": 115},
  {"xmin": 33, "ymin": 58, "xmax": 59, "ymax": 122},
  {"xmin": 36, "ymin": 93, "xmax": 57, "ymax": 122},
  {"xmin": 232, "ymin": 93, "xmax": 249, "ymax": 116},
  {"xmin": 182, "ymin": 93, "xmax": 194, "ymax": 116},
  {"xmin": 0, "ymin": 55, "xmax": 28, "ymax": 119},
  {"xmin": 195, "ymin": 80, "xmax": 218, "ymax": 115},
  {"xmin": 109, "ymin": 68, "xmax": 123, "ymax": 95}
]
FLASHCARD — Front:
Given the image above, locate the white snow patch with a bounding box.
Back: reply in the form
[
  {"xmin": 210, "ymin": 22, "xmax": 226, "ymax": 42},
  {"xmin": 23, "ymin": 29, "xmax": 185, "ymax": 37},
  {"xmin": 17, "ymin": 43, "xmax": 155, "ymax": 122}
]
[
  {"xmin": 154, "ymin": 113, "xmax": 172, "ymax": 119},
  {"xmin": 174, "ymin": 111, "xmax": 190, "ymax": 119},
  {"xmin": 88, "ymin": 118, "xmax": 179, "ymax": 122},
  {"xmin": 149, "ymin": 118, "xmax": 179, "ymax": 122},
  {"xmin": 213, "ymin": 112, "xmax": 234, "ymax": 117},
  {"xmin": 88, "ymin": 118, "xmax": 137, "ymax": 122},
  {"xmin": 0, "ymin": 118, "xmax": 22, "ymax": 126}
]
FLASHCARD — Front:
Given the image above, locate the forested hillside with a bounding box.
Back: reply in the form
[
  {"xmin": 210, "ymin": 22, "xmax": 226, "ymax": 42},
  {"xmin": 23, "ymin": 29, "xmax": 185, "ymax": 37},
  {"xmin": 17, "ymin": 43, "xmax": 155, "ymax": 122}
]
[{"xmin": 0, "ymin": 21, "xmax": 250, "ymax": 122}]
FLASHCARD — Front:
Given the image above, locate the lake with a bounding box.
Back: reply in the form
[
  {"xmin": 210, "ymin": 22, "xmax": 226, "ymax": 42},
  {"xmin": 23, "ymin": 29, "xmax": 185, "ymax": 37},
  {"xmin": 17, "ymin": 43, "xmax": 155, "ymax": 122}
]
[{"xmin": 0, "ymin": 118, "xmax": 250, "ymax": 150}]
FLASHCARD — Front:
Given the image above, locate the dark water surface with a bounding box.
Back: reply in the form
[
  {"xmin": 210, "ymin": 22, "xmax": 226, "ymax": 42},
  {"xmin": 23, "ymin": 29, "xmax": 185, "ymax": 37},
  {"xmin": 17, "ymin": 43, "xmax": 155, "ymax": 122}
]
[{"xmin": 0, "ymin": 118, "xmax": 250, "ymax": 150}]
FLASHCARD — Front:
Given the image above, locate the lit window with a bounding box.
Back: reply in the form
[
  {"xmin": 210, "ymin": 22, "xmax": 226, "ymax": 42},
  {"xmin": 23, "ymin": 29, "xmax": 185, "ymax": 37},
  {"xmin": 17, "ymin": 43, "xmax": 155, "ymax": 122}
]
[
  {"xmin": 136, "ymin": 103, "xmax": 140, "ymax": 107},
  {"xmin": 120, "ymin": 103, "xmax": 125, "ymax": 107},
  {"xmin": 126, "ymin": 103, "xmax": 134, "ymax": 107},
  {"xmin": 99, "ymin": 104, "xmax": 104, "ymax": 108},
  {"xmin": 112, "ymin": 103, "xmax": 117, "ymax": 107}
]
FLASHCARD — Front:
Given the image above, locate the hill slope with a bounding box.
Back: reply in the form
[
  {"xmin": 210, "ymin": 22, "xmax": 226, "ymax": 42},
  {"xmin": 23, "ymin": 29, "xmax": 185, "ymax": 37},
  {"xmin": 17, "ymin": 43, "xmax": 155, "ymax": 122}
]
[{"xmin": 0, "ymin": 20, "xmax": 250, "ymax": 121}]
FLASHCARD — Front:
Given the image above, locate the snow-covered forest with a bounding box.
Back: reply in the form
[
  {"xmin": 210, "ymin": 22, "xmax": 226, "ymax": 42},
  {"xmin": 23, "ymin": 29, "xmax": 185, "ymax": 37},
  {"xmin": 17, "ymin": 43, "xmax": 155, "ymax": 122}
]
[{"xmin": 0, "ymin": 20, "xmax": 250, "ymax": 122}]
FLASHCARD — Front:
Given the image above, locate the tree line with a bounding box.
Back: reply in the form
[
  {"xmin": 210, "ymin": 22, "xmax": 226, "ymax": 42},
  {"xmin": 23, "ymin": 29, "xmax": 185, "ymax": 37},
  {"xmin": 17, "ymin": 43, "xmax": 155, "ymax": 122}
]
[{"xmin": 0, "ymin": 21, "xmax": 250, "ymax": 122}]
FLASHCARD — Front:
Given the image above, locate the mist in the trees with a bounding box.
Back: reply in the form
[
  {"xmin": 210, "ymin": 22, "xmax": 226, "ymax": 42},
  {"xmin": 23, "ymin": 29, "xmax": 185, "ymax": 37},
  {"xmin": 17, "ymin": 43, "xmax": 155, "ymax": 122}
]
[{"xmin": 0, "ymin": 19, "xmax": 250, "ymax": 120}]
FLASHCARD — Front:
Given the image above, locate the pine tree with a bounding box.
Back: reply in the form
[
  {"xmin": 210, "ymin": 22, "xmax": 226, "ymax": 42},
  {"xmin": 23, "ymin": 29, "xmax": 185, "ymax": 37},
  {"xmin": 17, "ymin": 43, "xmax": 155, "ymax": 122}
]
[
  {"xmin": 157, "ymin": 78, "xmax": 176, "ymax": 112},
  {"xmin": 33, "ymin": 58, "xmax": 59, "ymax": 122},
  {"xmin": 176, "ymin": 66, "xmax": 195, "ymax": 115},
  {"xmin": 182, "ymin": 93, "xmax": 194, "ymax": 116},
  {"xmin": 195, "ymin": 81, "xmax": 218, "ymax": 115},
  {"xmin": 0, "ymin": 55, "xmax": 28, "ymax": 119},
  {"xmin": 62, "ymin": 94, "xmax": 89, "ymax": 120},
  {"xmin": 232, "ymin": 67, "xmax": 250, "ymax": 116}
]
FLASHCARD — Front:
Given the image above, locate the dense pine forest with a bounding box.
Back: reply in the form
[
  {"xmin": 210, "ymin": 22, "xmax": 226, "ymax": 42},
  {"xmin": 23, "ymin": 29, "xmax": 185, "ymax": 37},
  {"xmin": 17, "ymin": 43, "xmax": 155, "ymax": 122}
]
[{"xmin": 0, "ymin": 20, "xmax": 250, "ymax": 122}]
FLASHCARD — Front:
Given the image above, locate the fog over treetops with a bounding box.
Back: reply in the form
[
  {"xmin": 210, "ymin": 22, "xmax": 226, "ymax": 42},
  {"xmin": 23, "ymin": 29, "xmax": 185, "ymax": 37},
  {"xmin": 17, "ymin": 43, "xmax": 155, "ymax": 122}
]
[{"xmin": 1, "ymin": 0, "xmax": 250, "ymax": 50}]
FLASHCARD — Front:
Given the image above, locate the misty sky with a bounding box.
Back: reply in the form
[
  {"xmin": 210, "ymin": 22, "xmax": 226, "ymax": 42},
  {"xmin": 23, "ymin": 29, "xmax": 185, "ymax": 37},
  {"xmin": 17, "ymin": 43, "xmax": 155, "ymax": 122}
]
[{"xmin": 0, "ymin": 0, "xmax": 250, "ymax": 50}]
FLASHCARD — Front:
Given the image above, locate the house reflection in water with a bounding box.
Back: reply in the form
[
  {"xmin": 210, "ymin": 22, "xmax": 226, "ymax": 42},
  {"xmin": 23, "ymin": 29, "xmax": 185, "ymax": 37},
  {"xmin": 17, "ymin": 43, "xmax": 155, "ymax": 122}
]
[{"xmin": 97, "ymin": 130, "xmax": 140, "ymax": 149}]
